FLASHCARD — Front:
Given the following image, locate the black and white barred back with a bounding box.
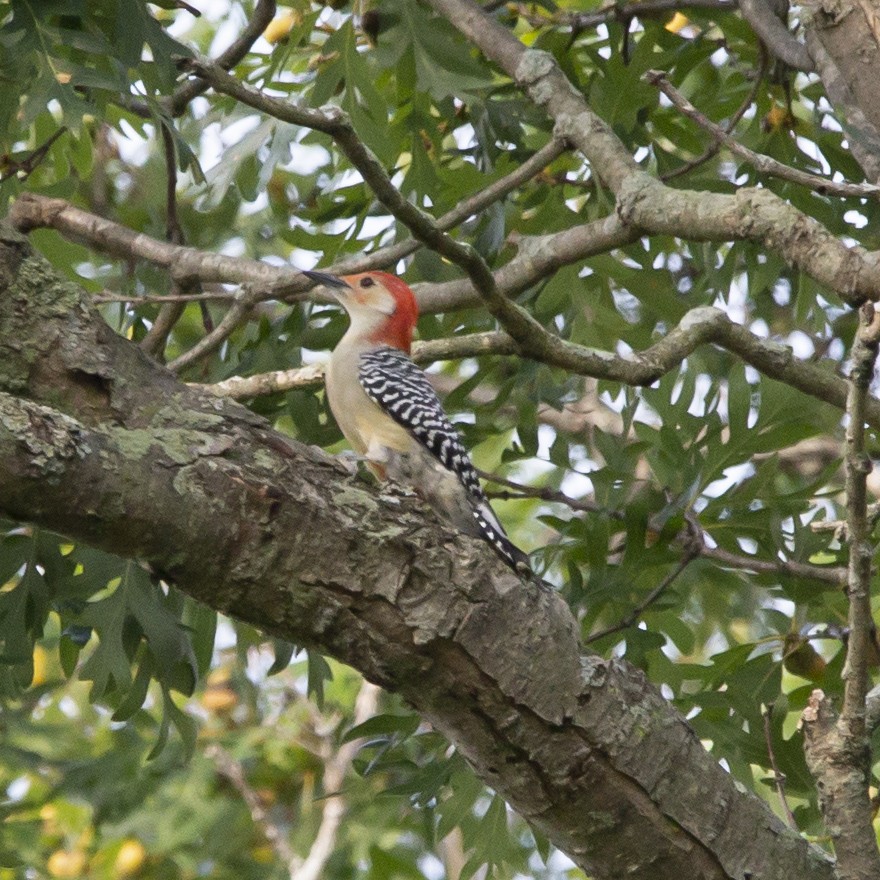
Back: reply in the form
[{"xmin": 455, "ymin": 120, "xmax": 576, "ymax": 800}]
[{"xmin": 358, "ymin": 346, "xmax": 531, "ymax": 574}]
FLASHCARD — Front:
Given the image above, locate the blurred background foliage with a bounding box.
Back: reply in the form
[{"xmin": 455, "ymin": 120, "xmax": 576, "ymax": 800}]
[{"xmin": 0, "ymin": 0, "xmax": 878, "ymax": 876}]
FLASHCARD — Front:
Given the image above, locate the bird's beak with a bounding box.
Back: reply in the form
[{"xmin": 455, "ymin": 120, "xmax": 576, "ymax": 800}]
[{"xmin": 302, "ymin": 269, "xmax": 351, "ymax": 291}]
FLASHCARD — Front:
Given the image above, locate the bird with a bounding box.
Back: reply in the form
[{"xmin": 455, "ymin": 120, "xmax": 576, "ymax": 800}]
[{"xmin": 304, "ymin": 268, "xmax": 531, "ymax": 575}]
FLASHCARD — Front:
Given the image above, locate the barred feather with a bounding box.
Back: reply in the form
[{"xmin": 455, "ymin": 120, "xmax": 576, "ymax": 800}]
[{"xmin": 359, "ymin": 346, "xmax": 530, "ymax": 573}]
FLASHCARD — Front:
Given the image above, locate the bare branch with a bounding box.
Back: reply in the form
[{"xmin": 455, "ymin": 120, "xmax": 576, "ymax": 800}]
[
  {"xmin": 0, "ymin": 127, "xmax": 68, "ymax": 183},
  {"xmin": 762, "ymin": 705, "xmax": 798, "ymax": 829},
  {"xmin": 566, "ymin": 0, "xmax": 737, "ymax": 29},
  {"xmin": 803, "ymin": 305, "xmax": 880, "ymax": 880},
  {"xmin": 166, "ymin": 286, "xmax": 261, "ymax": 373},
  {"xmin": 193, "ymin": 307, "xmax": 880, "ymax": 429},
  {"xmin": 738, "ymin": 0, "xmax": 814, "ymax": 71},
  {"xmin": 291, "ymin": 681, "xmax": 381, "ymax": 880},
  {"xmin": 647, "ymin": 70, "xmax": 880, "ymax": 198},
  {"xmin": 207, "ymin": 742, "xmax": 299, "ymax": 869},
  {"xmin": 660, "ymin": 47, "xmax": 769, "ymax": 182},
  {"xmin": 585, "ymin": 550, "xmax": 700, "ymax": 644},
  {"xmin": 841, "ymin": 304, "xmax": 880, "ymax": 721}
]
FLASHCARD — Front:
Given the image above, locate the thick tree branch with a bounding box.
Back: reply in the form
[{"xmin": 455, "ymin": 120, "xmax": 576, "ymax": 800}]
[
  {"xmin": 0, "ymin": 230, "xmax": 836, "ymax": 880},
  {"xmin": 803, "ymin": 0, "xmax": 880, "ymax": 183}
]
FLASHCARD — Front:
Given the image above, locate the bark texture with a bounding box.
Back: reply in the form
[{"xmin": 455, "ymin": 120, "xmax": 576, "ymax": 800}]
[
  {"xmin": 803, "ymin": 0, "xmax": 880, "ymax": 181},
  {"xmin": 0, "ymin": 226, "xmax": 836, "ymax": 880}
]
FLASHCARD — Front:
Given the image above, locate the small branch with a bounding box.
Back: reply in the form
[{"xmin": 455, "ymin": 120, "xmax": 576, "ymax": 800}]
[
  {"xmin": 0, "ymin": 127, "xmax": 68, "ymax": 183},
  {"xmin": 585, "ymin": 529, "xmax": 702, "ymax": 644},
  {"xmin": 481, "ymin": 471, "xmax": 603, "ymax": 514},
  {"xmin": 698, "ymin": 544, "xmax": 847, "ymax": 586},
  {"xmin": 166, "ymin": 286, "xmax": 260, "ymax": 373},
  {"xmin": 762, "ymin": 704, "xmax": 798, "ymax": 829},
  {"xmin": 194, "ymin": 307, "xmax": 880, "ymax": 431},
  {"xmin": 566, "ymin": 0, "xmax": 736, "ymax": 29},
  {"xmin": 738, "ymin": 0, "xmax": 814, "ymax": 71},
  {"xmin": 93, "ymin": 290, "xmax": 237, "ymax": 304},
  {"xmin": 126, "ymin": 0, "xmax": 277, "ymax": 119},
  {"xmin": 140, "ymin": 123, "xmax": 189, "ymax": 360},
  {"xmin": 841, "ymin": 303, "xmax": 880, "ymax": 723},
  {"xmin": 647, "ymin": 70, "xmax": 880, "ymax": 198},
  {"xmin": 291, "ymin": 681, "xmax": 381, "ymax": 880},
  {"xmin": 660, "ymin": 47, "xmax": 768, "ymax": 182},
  {"xmin": 9, "ymin": 193, "xmax": 293, "ymax": 290},
  {"xmin": 207, "ymin": 742, "xmax": 299, "ymax": 869}
]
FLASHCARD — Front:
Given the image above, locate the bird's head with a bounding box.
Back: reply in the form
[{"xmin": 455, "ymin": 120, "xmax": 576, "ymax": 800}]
[{"xmin": 304, "ymin": 269, "xmax": 418, "ymax": 353}]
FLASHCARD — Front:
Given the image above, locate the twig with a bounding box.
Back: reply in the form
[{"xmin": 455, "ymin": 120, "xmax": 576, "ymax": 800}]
[
  {"xmin": 140, "ymin": 123, "xmax": 189, "ymax": 360},
  {"xmin": 661, "ymin": 47, "xmax": 768, "ymax": 181},
  {"xmin": 737, "ymin": 0, "xmax": 814, "ymax": 71},
  {"xmin": 207, "ymin": 742, "xmax": 299, "ymax": 869},
  {"xmin": 841, "ymin": 302, "xmax": 880, "ymax": 723},
  {"xmin": 646, "ymin": 70, "xmax": 880, "ymax": 198},
  {"xmin": 93, "ymin": 290, "xmax": 237, "ymax": 304},
  {"xmin": 761, "ymin": 704, "xmax": 798, "ymax": 829},
  {"xmin": 698, "ymin": 544, "xmax": 846, "ymax": 586},
  {"xmin": 0, "ymin": 127, "xmax": 68, "ymax": 183},
  {"xmin": 167, "ymin": 286, "xmax": 260, "ymax": 372},
  {"xmin": 585, "ymin": 520, "xmax": 702, "ymax": 644},
  {"xmin": 585, "ymin": 554, "xmax": 697, "ymax": 643},
  {"xmin": 541, "ymin": 0, "xmax": 737, "ymax": 30},
  {"xmin": 291, "ymin": 681, "xmax": 381, "ymax": 880}
]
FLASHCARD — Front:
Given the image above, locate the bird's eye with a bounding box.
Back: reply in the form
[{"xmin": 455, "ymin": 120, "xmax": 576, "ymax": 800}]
[{"xmin": 359, "ymin": 277, "xmax": 375, "ymax": 288}]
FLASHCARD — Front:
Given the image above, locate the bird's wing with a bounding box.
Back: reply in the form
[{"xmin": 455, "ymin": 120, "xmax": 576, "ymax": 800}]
[{"xmin": 358, "ymin": 346, "xmax": 485, "ymax": 501}]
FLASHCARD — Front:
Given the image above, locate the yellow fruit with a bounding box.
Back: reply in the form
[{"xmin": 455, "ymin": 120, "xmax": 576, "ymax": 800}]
[
  {"xmin": 31, "ymin": 645, "xmax": 49, "ymax": 687},
  {"xmin": 46, "ymin": 850, "xmax": 87, "ymax": 879},
  {"xmin": 113, "ymin": 839, "xmax": 147, "ymax": 877},
  {"xmin": 201, "ymin": 686, "xmax": 238, "ymax": 713},
  {"xmin": 762, "ymin": 104, "xmax": 796, "ymax": 133},
  {"xmin": 263, "ymin": 12, "xmax": 301, "ymax": 44},
  {"xmin": 665, "ymin": 12, "xmax": 689, "ymax": 33}
]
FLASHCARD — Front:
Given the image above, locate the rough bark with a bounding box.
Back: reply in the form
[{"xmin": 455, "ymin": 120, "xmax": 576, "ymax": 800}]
[
  {"xmin": 803, "ymin": 0, "xmax": 880, "ymax": 182},
  {"xmin": 0, "ymin": 226, "xmax": 836, "ymax": 880}
]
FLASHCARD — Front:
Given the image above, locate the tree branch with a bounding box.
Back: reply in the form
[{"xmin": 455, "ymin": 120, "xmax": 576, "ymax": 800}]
[
  {"xmin": 646, "ymin": 70, "xmax": 880, "ymax": 198},
  {"xmin": 802, "ymin": 305, "xmax": 880, "ymax": 880},
  {"xmin": 429, "ymin": 0, "xmax": 880, "ymax": 307},
  {"xmin": 0, "ymin": 227, "xmax": 836, "ymax": 880},
  {"xmin": 193, "ymin": 308, "xmax": 880, "ymax": 432},
  {"xmin": 737, "ymin": 0, "xmax": 814, "ymax": 71}
]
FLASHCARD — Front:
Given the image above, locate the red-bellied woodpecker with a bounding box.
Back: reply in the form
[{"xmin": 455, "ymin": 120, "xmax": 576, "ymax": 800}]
[{"xmin": 304, "ymin": 269, "xmax": 531, "ymax": 575}]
